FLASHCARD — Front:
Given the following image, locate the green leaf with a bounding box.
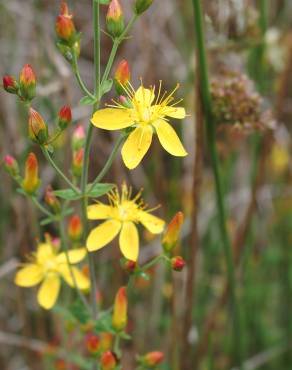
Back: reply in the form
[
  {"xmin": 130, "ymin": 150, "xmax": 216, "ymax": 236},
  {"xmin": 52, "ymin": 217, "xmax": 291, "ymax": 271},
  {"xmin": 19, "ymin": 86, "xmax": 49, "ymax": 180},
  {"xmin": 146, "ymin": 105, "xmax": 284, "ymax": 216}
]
[
  {"xmin": 100, "ymin": 79, "xmax": 113, "ymax": 95},
  {"xmin": 86, "ymin": 183, "xmax": 114, "ymax": 198},
  {"xmin": 53, "ymin": 188, "xmax": 82, "ymax": 200},
  {"xmin": 69, "ymin": 299, "xmax": 90, "ymax": 324},
  {"xmin": 79, "ymin": 95, "xmax": 98, "ymax": 106}
]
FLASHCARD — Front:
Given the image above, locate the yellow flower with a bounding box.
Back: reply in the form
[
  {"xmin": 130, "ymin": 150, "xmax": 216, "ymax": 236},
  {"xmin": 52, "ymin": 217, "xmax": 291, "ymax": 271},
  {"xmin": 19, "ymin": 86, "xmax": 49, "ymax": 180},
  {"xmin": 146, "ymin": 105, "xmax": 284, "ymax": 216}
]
[
  {"xmin": 91, "ymin": 82, "xmax": 188, "ymax": 169},
  {"xmin": 86, "ymin": 184, "xmax": 165, "ymax": 261},
  {"xmin": 15, "ymin": 241, "xmax": 89, "ymax": 310}
]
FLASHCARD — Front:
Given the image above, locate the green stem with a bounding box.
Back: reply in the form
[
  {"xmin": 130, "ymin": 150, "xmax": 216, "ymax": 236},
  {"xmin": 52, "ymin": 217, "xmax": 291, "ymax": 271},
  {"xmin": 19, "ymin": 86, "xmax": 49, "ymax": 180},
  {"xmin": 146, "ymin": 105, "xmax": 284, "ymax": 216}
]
[
  {"xmin": 192, "ymin": 0, "xmax": 244, "ymax": 368},
  {"xmin": 72, "ymin": 52, "xmax": 95, "ymax": 99},
  {"xmin": 88, "ymin": 134, "xmax": 125, "ymax": 192},
  {"xmin": 59, "ymin": 217, "xmax": 91, "ymax": 313},
  {"xmin": 140, "ymin": 255, "xmax": 165, "ymax": 272},
  {"xmin": 31, "ymin": 196, "xmax": 54, "ymax": 218},
  {"xmin": 41, "ymin": 147, "xmax": 80, "ymax": 194}
]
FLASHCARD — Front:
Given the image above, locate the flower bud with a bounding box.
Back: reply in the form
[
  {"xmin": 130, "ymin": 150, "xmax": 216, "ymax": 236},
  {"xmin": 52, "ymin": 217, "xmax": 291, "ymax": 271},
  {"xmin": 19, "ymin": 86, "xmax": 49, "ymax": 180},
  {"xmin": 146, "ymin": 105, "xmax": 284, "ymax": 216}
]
[
  {"xmin": 171, "ymin": 256, "xmax": 185, "ymax": 271},
  {"xmin": 100, "ymin": 332, "xmax": 113, "ymax": 352},
  {"xmin": 58, "ymin": 105, "xmax": 72, "ymax": 130},
  {"xmin": 100, "ymin": 351, "xmax": 117, "ymax": 370},
  {"xmin": 22, "ymin": 152, "xmax": 40, "ymax": 194},
  {"xmin": 112, "ymin": 286, "xmax": 127, "ymax": 331},
  {"xmin": 106, "ymin": 0, "xmax": 125, "ymax": 38},
  {"xmin": 2, "ymin": 75, "xmax": 19, "ymax": 94},
  {"xmin": 55, "ymin": 3, "xmax": 76, "ymax": 44},
  {"xmin": 19, "ymin": 64, "xmax": 36, "ymax": 101},
  {"xmin": 72, "ymin": 148, "xmax": 84, "ymax": 177},
  {"xmin": 120, "ymin": 258, "xmax": 137, "ymax": 274},
  {"xmin": 68, "ymin": 214, "xmax": 83, "ymax": 241},
  {"xmin": 134, "ymin": 0, "xmax": 153, "ymax": 15},
  {"xmin": 162, "ymin": 212, "xmax": 184, "ymax": 253},
  {"xmin": 140, "ymin": 351, "xmax": 164, "ymax": 367},
  {"xmin": 45, "ymin": 185, "xmax": 61, "ymax": 214},
  {"xmin": 85, "ymin": 333, "xmax": 100, "ymax": 355},
  {"xmin": 114, "ymin": 60, "xmax": 130, "ymax": 95},
  {"xmin": 28, "ymin": 108, "xmax": 48, "ymax": 145},
  {"xmin": 3, "ymin": 155, "xmax": 19, "ymax": 177},
  {"xmin": 72, "ymin": 124, "xmax": 86, "ymax": 150}
]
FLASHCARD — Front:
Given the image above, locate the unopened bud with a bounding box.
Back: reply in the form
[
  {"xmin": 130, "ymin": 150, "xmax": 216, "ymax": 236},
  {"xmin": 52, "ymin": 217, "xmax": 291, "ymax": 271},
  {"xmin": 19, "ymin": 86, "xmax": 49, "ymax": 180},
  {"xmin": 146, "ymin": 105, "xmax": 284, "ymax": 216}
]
[
  {"xmin": 162, "ymin": 212, "xmax": 184, "ymax": 253},
  {"xmin": 19, "ymin": 64, "xmax": 36, "ymax": 101},
  {"xmin": 68, "ymin": 214, "xmax": 83, "ymax": 241},
  {"xmin": 106, "ymin": 0, "xmax": 125, "ymax": 38},
  {"xmin": 85, "ymin": 333, "xmax": 100, "ymax": 355},
  {"xmin": 121, "ymin": 258, "xmax": 137, "ymax": 274},
  {"xmin": 28, "ymin": 108, "xmax": 48, "ymax": 145},
  {"xmin": 2, "ymin": 75, "xmax": 19, "ymax": 94},
  {"xmin": 140, "ymin": 351, "xmax": 164, "ymax": 367},
  {"xmin": 58, "ymin": 105, "xmax": 72, "ymax": 130},
  {"xmin": 72, "ymin": 124, "xmax": 86, "ymax": 150},
  {"xmin": 45, "ymin": 185, "xmax": 61, "ymax": 213},
  {"xmin": 114, "ymin": 60, "xmax": 130, "ymax": 95},
  {"xmin": 55, "ymin": 2, "xmax": 76, "ymax": 45},
  {"xmin": 134, "ymin": 0, "xmax": 153, "ymax": 15},
  {"xmin": 3, "ymin": 155, "xmax": 19, "ymax": 177},
  {"xmin": 171, "ymin": 256, "xmax": 185, "ymax": 271},
  {"xmin": 72, "ymin": 148, "xmax": 84, "ymax": 177},
  {"xmin": 101, "ymin": 351, "xmax": 117, "ymax": 370},
  {"xmin": 22, "ymin": 152, "xmax": 40, "ymax": 194},
  {"xmin": 112, "ymin": 286, "xmax": 127, "ymax": 331}
]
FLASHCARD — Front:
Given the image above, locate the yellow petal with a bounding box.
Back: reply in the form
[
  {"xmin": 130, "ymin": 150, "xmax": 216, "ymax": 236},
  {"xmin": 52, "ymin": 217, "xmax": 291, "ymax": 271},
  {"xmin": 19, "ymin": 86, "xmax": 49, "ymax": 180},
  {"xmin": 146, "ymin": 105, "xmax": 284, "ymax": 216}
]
[
  {"xmin": 56, "ymin": 248, "xmax": 87, "ymax": 264},
  {"xmin": 162, "ymin": 106, "xmax": 186, "ymax": 119},
  {"xmin": 134, "ymin": 86, "xmax": 155, "ymax": 108},
  {"xmin": 59, "ymin": 266, "xmax": 90, "ymax": 290},
  {"xmin": 37, "ymin": 274, "xmax": 60, "ymax": 310},
  {"xmin": 36, "ymin": 243, "xmax": 55, "ymax": 264},
  {"xmin": 138, "ymin": 211, "xmax": 165, "ymax": 234},
  {"xmin": 119, "ymin": 222, "xmax": 139, "ymax": 261},
  {"xmin": 86, "ymin": 219, "xmax": 122, "ymax": 252},
  {"xmin": 15, "ymin": 264, "xmax": 44, "ymax": 287},
  {"xmin": 121, "ymin": 126, "xmax": 153, "ymax": 169},
  {"xmin": 87, "ymin": 203, "xmax": 114, "ymax": 220},
  {"xmin": 153, "ymin": 119, "xmax": 187, "ymax": 157},
  {"xmin": 91, "ymin": 108, "xmax": 134, "ymax": 130}
]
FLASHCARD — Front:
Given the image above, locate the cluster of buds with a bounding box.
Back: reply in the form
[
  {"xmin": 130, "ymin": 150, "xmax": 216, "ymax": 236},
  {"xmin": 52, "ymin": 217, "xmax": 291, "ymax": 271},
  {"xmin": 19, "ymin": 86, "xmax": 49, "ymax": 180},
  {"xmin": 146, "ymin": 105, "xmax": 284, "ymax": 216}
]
[
  {"xmin": 211, "ymin": 70, "xmax": 274, "ymax": 133},
  {"xmin": 55, "ymin": 2, "xmax": 80, "ymax": 62},
  {"xmin": 22, "ymin": 152, "xmax": 41, "ymax": 195},
  {"xmin": 68, "ymin": 214, "xmax": 83, "ymax": 241},
  {"xmin": 137, "ymin": 351, "xmax": 164, "ymax": 368},
  {"xmin": 112, "ymin": 286, "xmax": 128, "ymax": 332},
  {"xmin": 2, "ymin": 64, "xmax": 36, "ymax": 103},
  {"xmin": 161, "ymin": 212, "xmax": 185, "ymax": 272}
]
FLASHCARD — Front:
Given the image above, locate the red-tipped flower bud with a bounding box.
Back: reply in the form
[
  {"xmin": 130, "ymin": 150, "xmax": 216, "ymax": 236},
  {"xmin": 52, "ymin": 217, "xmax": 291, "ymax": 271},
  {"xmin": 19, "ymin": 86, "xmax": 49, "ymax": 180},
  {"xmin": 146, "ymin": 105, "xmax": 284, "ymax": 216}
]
[
  {"xmin": 100, "ymin": 351, "xmax": 117, "ymax": 370},
  {"xmin": 55, "ymin": 2, "xmax": 76, "ymax": 44},
  {"xmin": 68, "ymin": 214, "xmax": 83, "ymax": 241},
  {"xmin": 140, "ymin": 351, "xmax": 164, "ymax": 367},
  {"xmin": 58, "ymin": 105, "xmax": 72, "ymax": 130},
  {"xmin": 106, "ymin": 0, "xmax": 125, "ymax": 38},
  {"xmin": 162, "ymin": 211, "xmax": 184, "ymax": 253},
  {"xmin": 28, "ymin": 108, "xmax": 48, "ymax": 145},
  {"xmin": 171, "ymin": 256, "xmax": 185, "ymax": 271},
  {"xmin": 3, "ymin": 75, "xmax": 19, "ymax": 94},
  {"xmin": 19, "ymin": 64, "xmax": 36, "ymax": 101},
  {"xmin": 112, "ymin": 286, "xmax": 128, "ymax": 331},
  {"xmin": 121, "ymin": 258, "xmax": 137, "ymax": 274},
  {"xmin": 3, "ymin": 155, "xmax": 19, "ymax": 177},
  {"xmin": 114, "ymin": 60, "xmax": 130, "ymax": 95},
  {"xmin": 45, "ymin": 185, "xmax": 61, "ymax": 213},
  {"xmin": 72, "ymin": 124, "xmax": 86, "ymax": 150},
  {"xmin": 85, "ymin": 333, "xmax": 100, "ymax": 355},
  {"xmin": 22, "ymin": 152, "xmax": 40, "ymax": 194},
  {"xmin": 72, "ymin": 148, "xmax": 84, "ymax": 177},
  {"xmin": 134, "ymin": 0, "xmax": 153, "ymax": 15}
]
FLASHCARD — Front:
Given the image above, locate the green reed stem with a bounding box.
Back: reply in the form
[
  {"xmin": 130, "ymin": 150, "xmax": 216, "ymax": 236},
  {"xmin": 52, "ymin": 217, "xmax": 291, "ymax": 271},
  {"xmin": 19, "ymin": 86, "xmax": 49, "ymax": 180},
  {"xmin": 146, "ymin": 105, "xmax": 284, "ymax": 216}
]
[
  {"xmin": 191, "ymin": 0, "xmax": 244, "ymax": 368},
  {"xmin": 31, "ymin": 196, "xmax": 54, "ymax": 218},
  {"xmin": 72, "ymin": 52, "xmax": 96, "ymax": 99}
]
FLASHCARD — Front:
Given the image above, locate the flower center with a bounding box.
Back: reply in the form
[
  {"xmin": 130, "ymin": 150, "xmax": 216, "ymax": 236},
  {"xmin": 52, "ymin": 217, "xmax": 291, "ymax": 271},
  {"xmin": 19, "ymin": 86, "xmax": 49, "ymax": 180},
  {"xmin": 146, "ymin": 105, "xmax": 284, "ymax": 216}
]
[
  {"xmin": 43, "ymin": 258, "xmax": 58, "ymax": 273},
  {"xmin": 117, "ymin": 201, "xmax": 138, "ymax": 222}
]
